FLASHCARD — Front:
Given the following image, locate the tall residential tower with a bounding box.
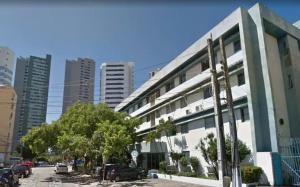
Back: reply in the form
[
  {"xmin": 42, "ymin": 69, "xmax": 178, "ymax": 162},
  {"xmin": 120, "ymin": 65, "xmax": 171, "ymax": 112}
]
[
  {"xmin": 100, "ymin": 62, "xmax": 134, "ymax": 109},
  {"xmin": 0, "ymin": 47, "xmax": 14, "ymax": 86},
  {"xmin": 62, "ymin": 58, "xmax": 95, "ymax": 113},
  {"xmin": 13, "ymin": 55, "xmax": 51, "ymax": 149}
]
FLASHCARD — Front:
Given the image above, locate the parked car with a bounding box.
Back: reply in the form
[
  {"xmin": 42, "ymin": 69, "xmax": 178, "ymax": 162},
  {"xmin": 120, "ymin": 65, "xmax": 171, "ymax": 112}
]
[
  {"xmin": 97, "ymin": 164, "xmax": 118, "ymax": 180},
  {"xmin": 54, "ymin": 163, "xmax": 68, "ymax": 174},
  {"xmin": 12, "ymin": 165, "xmax": 29, "ymax": 178},
  {"xmin": 107, "ymin": 166, "xmax": 143, "ymax": 182},
  {"xmin": 0, "ymin": 168, "xmax": 19, "ymax": 187},
  {"xmin": 16, "ymin": 164, "xmax": 31, "ymax": 175},
  {"xmin": 0, "ymin": 170, "xmax": 9, "ymax": 187}
]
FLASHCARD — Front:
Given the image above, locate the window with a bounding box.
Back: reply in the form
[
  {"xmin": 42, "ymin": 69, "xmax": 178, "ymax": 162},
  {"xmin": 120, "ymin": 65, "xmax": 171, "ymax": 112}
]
[
  {"xmin": 170, "ymin": 102, "xmax": 176, "ymax": 112},
  {"xmin": 156, "ymin": 109, "xmax": 161, "ymax": 118},
  {"xmin": 137, "ymin": 102, "xmax": 143, "ymax": 109},
  {"xmin": 233, "ymin": 40, "xmax": 241, "ymax": 52},
  {"xmin": 155, "ymin": 89, "xmax": 160, "ymax": 98},
  {"xmin": 237, "ymin": 72, "xmax": 245, "ymax": 86},
  {"xmin": 298, "ymin": 40, "xmax": 300, "ymax": 51},
  {"xmin": 288, "ymin": 74, "xmax": 294, "ymax": 89},
  {"xmin": 166, "ymin": 105, "xmax": 170, "ymax": 114},
  {"xmin": 181, "ymin": 124, "xmax": 189, "ymax": 134},
  {"xmin": 203, "ymin": 86, "xmax": 212, "ymax": 99},
  {"xmin": 204, "ymin": 116, "xmax": 215, "ymax": 129},
  {"xmin": 201, "ymin": 59, "xmax": 209, "ymax": 71},
  {"xmin": 240, "ymin": 107, "xmax": 249, "ymax": 122},
  {"xmin": 146, "ymin": 115, "xmax": 150, "ymax": 122},
  {"xmin": 179, "ymin": 73, "xmax": 186, "ymax": 84},
  {"xmin": 165, "ymin": 80, "xmax": 175, "ymax": 92},
  {"xmin": 180, "ymin": 98, "xmax": 187, "ymax": 108}
]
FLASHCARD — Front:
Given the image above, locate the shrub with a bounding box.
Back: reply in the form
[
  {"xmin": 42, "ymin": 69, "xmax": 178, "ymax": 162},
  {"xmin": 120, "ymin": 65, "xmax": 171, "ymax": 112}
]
[
  {"xmin": 179, "ymin": 156, "xmax": 189, "ymax": 168},
  {"xmin": 241, "ymin": 165, "xmax": 263, "ymax": 183},
  {"xmin": 190, "ymin": 157, "xmax": 200, "ymax": 173},
  {"xmin": 159, "ymin": 161, "xmax": 168, "ymax": 173},
  {"xmin": 177, "ymin": 171, "xmax": 197, "ymax": 177},
  {"xmin": 166, "ymin": 165, "xmax": 178, "ymax": 174}
]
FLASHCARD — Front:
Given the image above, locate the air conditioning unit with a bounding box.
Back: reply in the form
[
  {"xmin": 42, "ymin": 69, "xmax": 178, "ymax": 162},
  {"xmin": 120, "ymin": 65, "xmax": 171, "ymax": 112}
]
[
  {"xmin": 168, "ymin": 116, "xmax": 174, "ymax": 121},
  {"xmin": 186, "ymin": 110, "xmax": 191, "ymax": 115},
  {"xmin": 196, "ymin": 104, "xmax": 204, "ymax": 112}
]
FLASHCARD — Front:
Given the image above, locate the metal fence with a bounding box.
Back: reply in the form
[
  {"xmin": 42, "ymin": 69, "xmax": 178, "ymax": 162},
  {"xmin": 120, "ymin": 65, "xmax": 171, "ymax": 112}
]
[{"xmin": 280, "ymin": 138, "xmax": 300, "ymax": 186}]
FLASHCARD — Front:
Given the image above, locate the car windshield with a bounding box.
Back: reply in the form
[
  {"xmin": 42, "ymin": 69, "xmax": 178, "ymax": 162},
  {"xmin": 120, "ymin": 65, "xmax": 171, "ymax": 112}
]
[
  {"xmin": 0, "ymin": 169, "xmax": 4, "ymax": 175},
  {"xmin": 14, "ymin": 166, "xmax": 25, "ymax": 170},
  {"xmin": 2, "ymin": 169, "xmax": 10, "ymax": 173}
]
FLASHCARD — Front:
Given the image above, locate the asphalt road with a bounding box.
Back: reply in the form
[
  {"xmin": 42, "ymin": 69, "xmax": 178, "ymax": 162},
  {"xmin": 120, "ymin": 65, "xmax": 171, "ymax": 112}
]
[{"xmin": 19, "ymin": 167, "xmax": 206, "ymax": 187}]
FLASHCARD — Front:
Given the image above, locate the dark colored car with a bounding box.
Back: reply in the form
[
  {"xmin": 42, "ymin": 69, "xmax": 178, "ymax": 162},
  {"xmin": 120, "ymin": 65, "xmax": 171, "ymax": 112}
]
[
  {"xmin": 107, "ymin": 166, "xmax": 143, "ymax": 182},
  {"xmin": 0, "ymin": 168, "xmax": 19, "ymax": 187},
  {"xmin": 18, "ymin": 164, "xmax": 32, "ymax": 175},
  {"xmin": 12, "ymin": 165, "xmax": 29, "ymax": 178},
  {"xmin": 98, "ymin": 164, "xmax": 118, "ymax": 180},
  {"xmin": 0, "ymin": 172, "xmax": 9, "ymax": 187}
]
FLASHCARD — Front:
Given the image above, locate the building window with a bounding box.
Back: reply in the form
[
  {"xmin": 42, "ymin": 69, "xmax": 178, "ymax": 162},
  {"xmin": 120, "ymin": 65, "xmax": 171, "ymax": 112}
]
[
  {"xmin": 181, "ymin": 124, "xmax": 189, "ymax": 134},
  {"xmin": 156, "ymin": 109, "xmax": 161, "ymax": 118},
  {"xmin": 137, "ymin": 102, "xmax": 143, "ymax": 109},
  {"xmin": 166, "ymin": 105, "xmax": 170, "ymax": 114},
  {"xmin": 179, "ymin": 73, "xmax": 186, "ymax": 84},
  {"xmin": 180, "ymin": 98, "xmax": 187, "ymax": 108},
  {"xmin": 240, "ymin": 107, "xmax": 249, "ymax": 122},
  {"xmin": 233, "ymin": 40, "xmax": 241, "ymax": 52},
  {"xmin": 288, "ymin": 74, "xmax": 294, "ymax": 89},
  {"xmin": 170, "ymin": 102, "xmax": 176, "ymax": 112},
  {"xmin": 237, "ymin": 72, "xmax": 245, "ymax": 86},
  {"xmin": 204, "ymin": 116, "xmax": 215, "ymax": 129},
  {"xmin": 203, "ymin": 86, "xmax": 212, "ymax": 99},
  {"xmin": 155, "ymin": 89, "xmax": 160, "ymax": 98},
  {"xmin": 165, "ymin": 80, "xmax": 175, "ymax": 92},
  {"xmin": 201, "ymin": 59, "xmax": 209, "ymax": 71},
  {"xmin": 146, "ymin": 115, "xmax": 150, "ymax": 122},
  {"xmin": 297, "ymin": 40, "xmax": 300, "ymax": 51}
]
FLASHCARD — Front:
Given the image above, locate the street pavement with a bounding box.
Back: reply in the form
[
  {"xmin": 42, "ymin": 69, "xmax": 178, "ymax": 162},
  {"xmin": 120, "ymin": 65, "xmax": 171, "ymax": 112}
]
[{"xmin": 19, "ymin": 167, "xmax": 205, "ymax": 187}]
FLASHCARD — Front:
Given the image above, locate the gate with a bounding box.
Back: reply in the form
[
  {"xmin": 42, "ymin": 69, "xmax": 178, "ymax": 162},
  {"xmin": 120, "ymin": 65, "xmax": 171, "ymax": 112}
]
[{"xmin": 280, "ymin": 138, "xmax": 300, "ymax": 186}]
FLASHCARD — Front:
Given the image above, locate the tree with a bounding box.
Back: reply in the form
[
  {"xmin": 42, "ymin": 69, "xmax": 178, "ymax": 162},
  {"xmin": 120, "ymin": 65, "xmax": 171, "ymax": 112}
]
[
  {"xmin": 97, "ymin": 120, "xmax": 136, "ymax": 181},
  {"xmin": 22, "ymin": 102, "xmax": 140, "ymax": 174},
  {"xmin": 199, "ymin": 133, "xmax": 251, "ymax": 179}
]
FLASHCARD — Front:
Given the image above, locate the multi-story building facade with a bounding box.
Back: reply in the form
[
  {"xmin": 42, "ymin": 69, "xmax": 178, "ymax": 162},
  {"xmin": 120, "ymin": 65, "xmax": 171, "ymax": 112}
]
[
  {"xmin": 62, "ymin": 58, "xmax": 95, "ymax": 113},
  {"xmin": 116, "ymin": 4, "xmax": 300, "ymax": 185},
  {"xmin": 100, "ymin": 62, "xmax": 134, "ymax": 109},
  {"xmin": 13, "ymin": 55, "xmax": 51, "ymax": 150},
  {"xmin": 0, "ymin": 85, "xmax": 17, "ymax": 164},
  {"xmin": 0, "ymin": 47, "xmax": 14, "ymax": 86}
]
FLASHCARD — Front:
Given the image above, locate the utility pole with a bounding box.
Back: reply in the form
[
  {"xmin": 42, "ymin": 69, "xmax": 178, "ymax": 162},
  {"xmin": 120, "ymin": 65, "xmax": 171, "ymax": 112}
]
[
  {"xmin": 207, "ymin": 35, "xmax": 226, "ymax": 187},
  {"xmin": 219, "ymin": 36, "xmax": 242, "ymax": 187}
]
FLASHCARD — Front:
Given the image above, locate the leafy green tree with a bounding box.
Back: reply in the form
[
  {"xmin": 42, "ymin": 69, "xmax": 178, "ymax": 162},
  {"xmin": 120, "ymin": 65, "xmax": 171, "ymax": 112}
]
[
  {"xmin": 22, "ymin": 102, "xmax": 140, "ymax": 173},
  {"xmin": 199, "ymin": 133, "xmax": 251, "ymax": 179}
]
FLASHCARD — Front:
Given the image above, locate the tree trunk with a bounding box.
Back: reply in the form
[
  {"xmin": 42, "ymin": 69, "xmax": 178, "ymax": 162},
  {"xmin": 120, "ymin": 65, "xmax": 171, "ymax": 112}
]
[{"xmin": 73, "ymin": 156, "xmax": 78, "ymax": 171}]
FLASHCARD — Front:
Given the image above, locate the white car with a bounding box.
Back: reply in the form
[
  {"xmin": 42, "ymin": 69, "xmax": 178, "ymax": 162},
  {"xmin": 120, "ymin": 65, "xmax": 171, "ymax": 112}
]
[{"xmin": 54, "ymin": 163, "xmax": 68, "ymax": 174}]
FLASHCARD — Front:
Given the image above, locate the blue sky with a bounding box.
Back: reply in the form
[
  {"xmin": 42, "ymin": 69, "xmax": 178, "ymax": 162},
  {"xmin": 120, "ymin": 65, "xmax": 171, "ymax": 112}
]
[{"xmin": 0, "ymin": 1, "xmax": 299, "ymax": 123}]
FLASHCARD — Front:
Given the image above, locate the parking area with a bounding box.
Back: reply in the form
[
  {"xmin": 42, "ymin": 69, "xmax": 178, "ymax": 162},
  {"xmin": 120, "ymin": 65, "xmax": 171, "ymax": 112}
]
[{"xmin": 19, "ymin": 167, "xmax": 208, "ymax": 187}]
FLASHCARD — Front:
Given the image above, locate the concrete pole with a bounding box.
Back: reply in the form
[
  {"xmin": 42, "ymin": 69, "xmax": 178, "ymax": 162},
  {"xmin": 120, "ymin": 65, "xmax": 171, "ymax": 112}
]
[
  {"xmin": 219, "ymin": 36, "xmax": 242, "ymax": 187},
  {"xmin": 207, "ymin": 36, "xmax": 226, "ymax": 187}
]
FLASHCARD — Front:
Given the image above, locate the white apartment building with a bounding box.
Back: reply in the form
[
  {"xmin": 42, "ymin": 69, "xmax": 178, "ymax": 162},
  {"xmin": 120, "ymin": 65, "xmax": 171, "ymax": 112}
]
[
  {"xmin": 115, "ymin": 3, "xmax": 300, "ymax": 185},
  {"xmin": 100, "ymin": 62, "xmax": 134, "ymax": 109},
  {"xmin": 62, "ymin": 58, "xmax": 95, "ymax": 113},
  {"xmin": 0, "ymin": 47, "xmax": 14, "ymax": 86}
]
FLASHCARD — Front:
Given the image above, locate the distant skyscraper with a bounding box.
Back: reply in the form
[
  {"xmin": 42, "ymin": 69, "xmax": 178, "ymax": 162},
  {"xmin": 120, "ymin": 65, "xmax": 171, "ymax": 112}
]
[
  {"xmin": 13, "ymin": 55, "xmax": 51, "ymax": 149},
  {"xmin": 62, "ymin": 58, "xmax": 95, "ymax": 113},
  {"xmin": 0, "ymin": 47, "xmax": 14, "ymax": 86},
  {"xmin": 100, "ymin": 62, "xmax": 134, "ymax": 109}
]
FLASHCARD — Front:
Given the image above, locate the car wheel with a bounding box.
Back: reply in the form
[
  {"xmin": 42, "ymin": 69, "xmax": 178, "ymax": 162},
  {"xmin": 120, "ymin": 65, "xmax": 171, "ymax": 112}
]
[{"xmin": 114, "ymin": 176, "xmax": 120, "ymax": 182}]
